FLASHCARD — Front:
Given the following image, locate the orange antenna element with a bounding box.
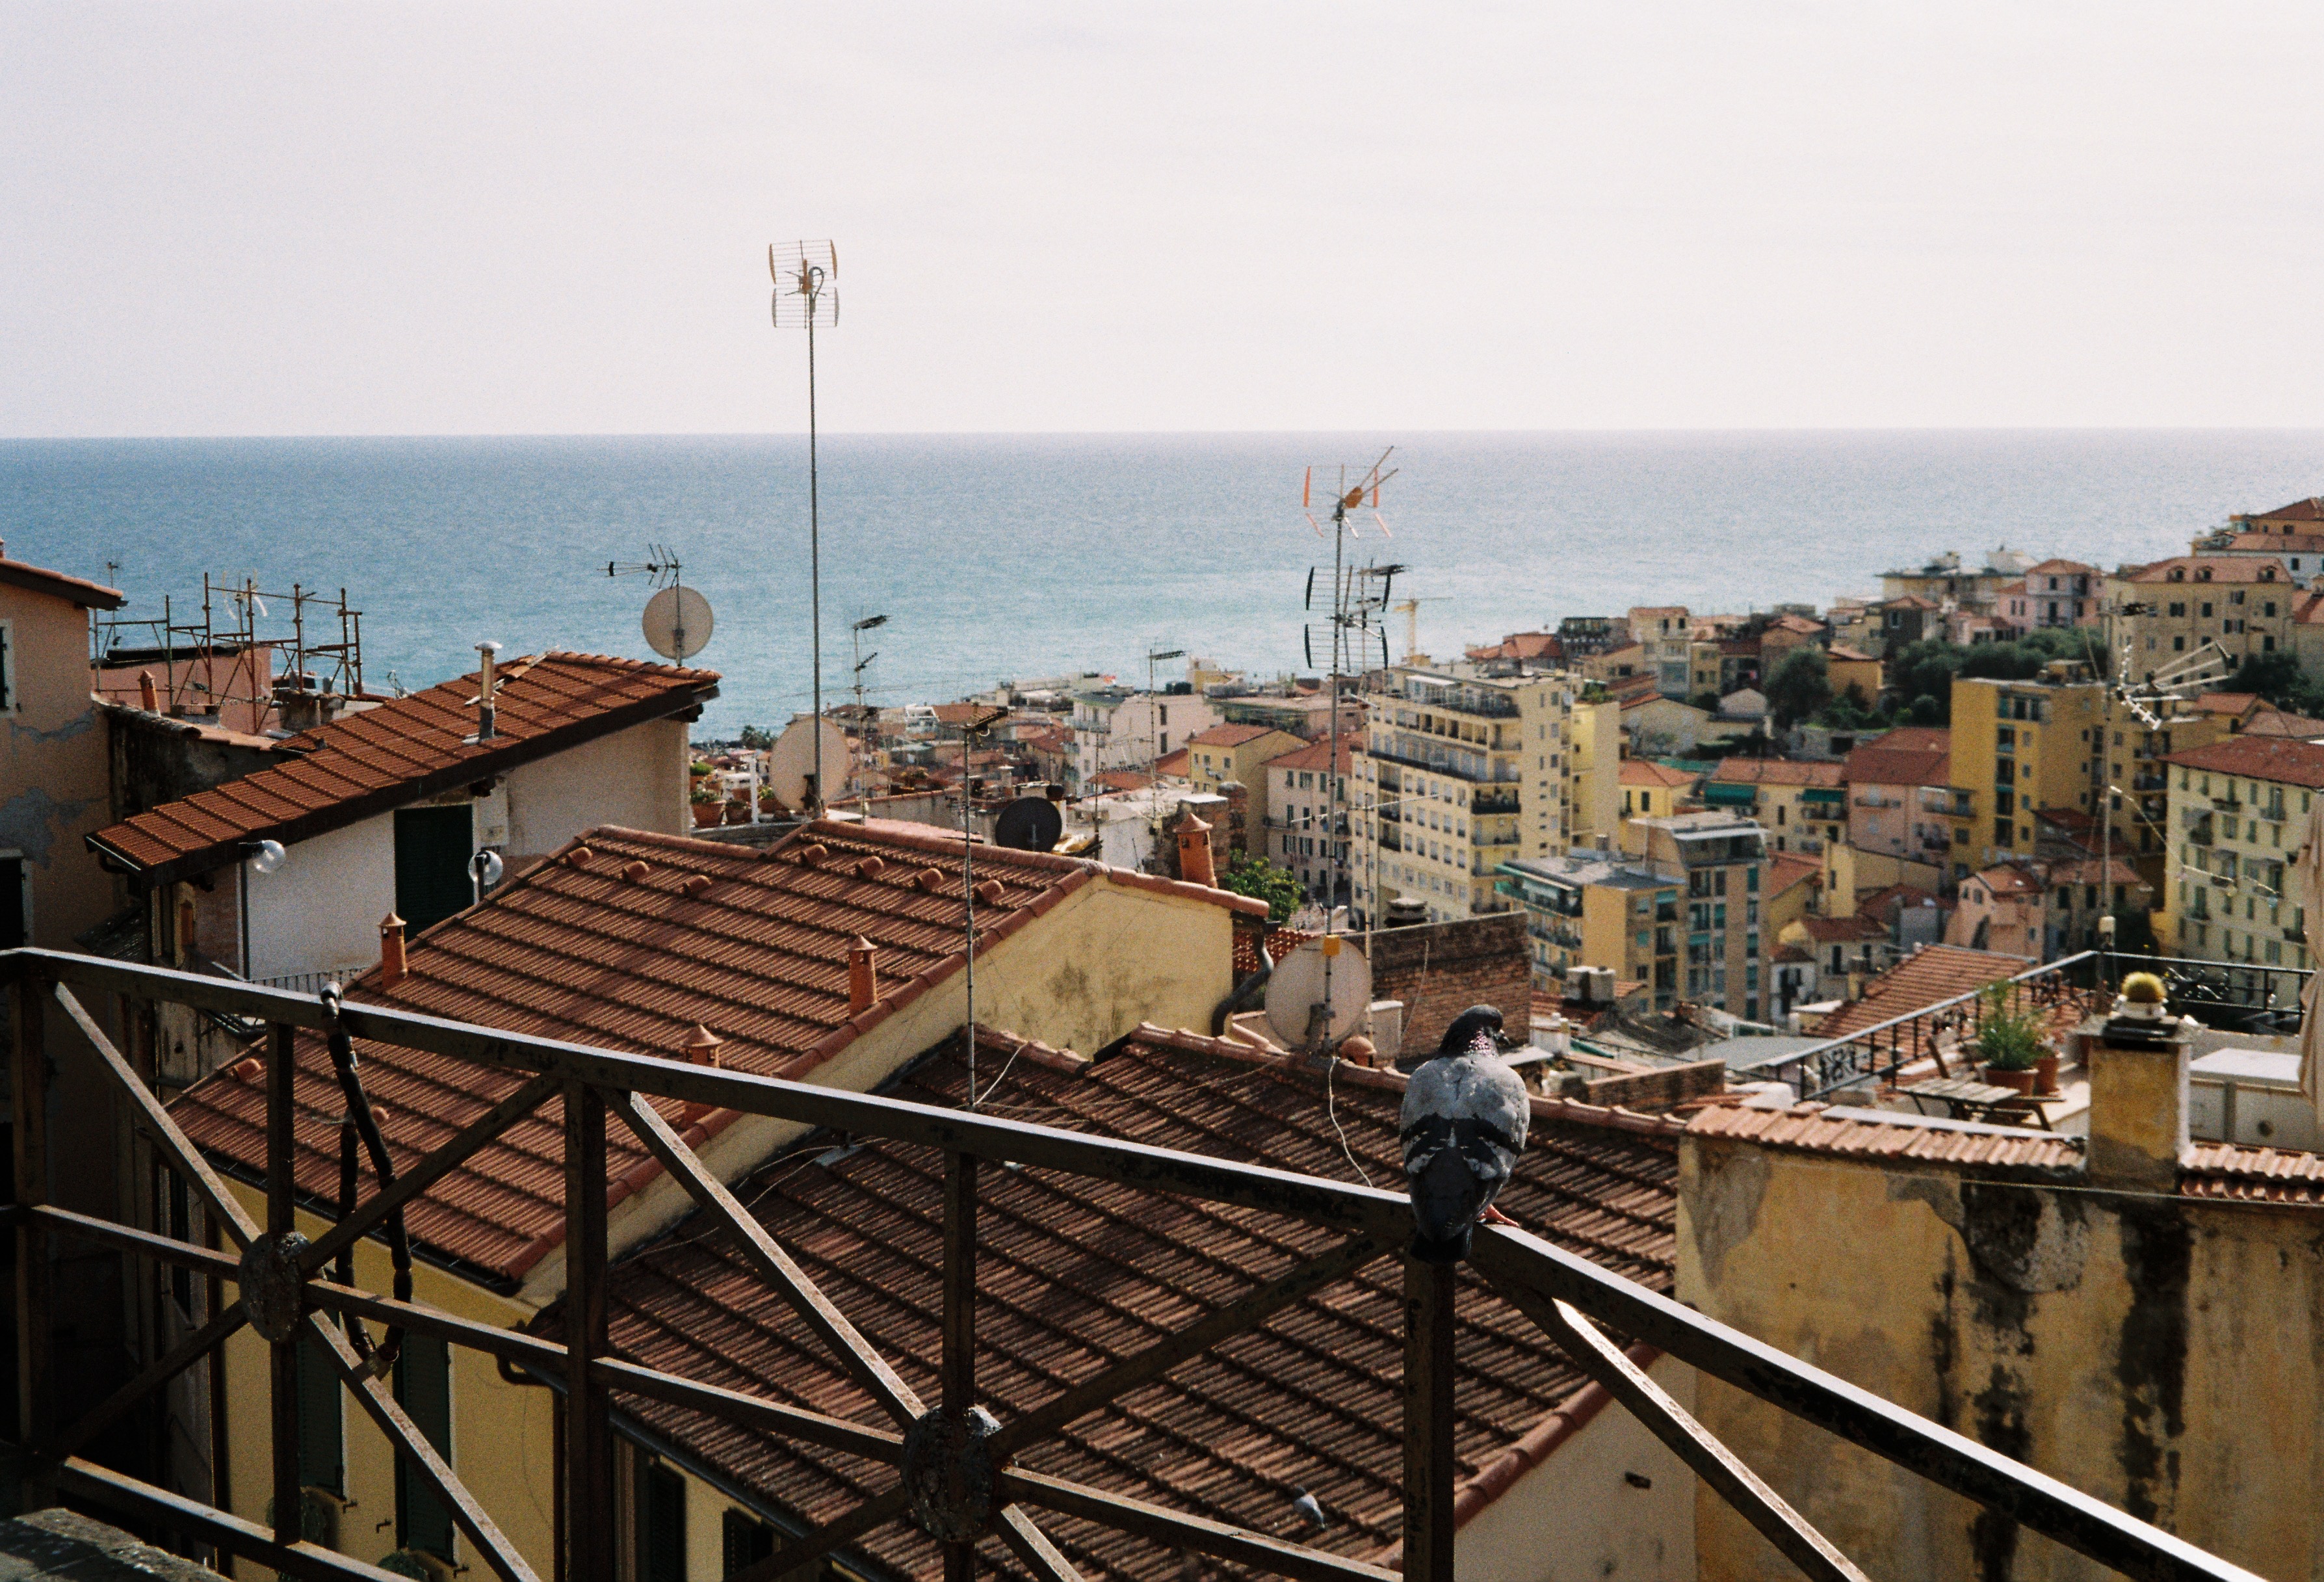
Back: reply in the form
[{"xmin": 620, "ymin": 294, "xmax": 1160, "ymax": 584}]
[
  {"xmin": 1304, "ymin": 512, "xmax": 1325, "ymax": 538},
  {"xmin": 1372, "ymin": 510, "xmax": 1393, "ymax": 538},
  {"xmin": 1302, "ymin": 466, "xmax": 1312, "ymax": 509}
]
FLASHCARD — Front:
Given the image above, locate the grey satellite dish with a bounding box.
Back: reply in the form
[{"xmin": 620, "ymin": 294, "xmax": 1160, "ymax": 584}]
[
  {"xmin": 642, "ymin": 585, "xmax": 716, "ymax": 663},
  {"xmin": 766, "ymin": 716, "xmax": 853, "ymax": 809},
  {"xmin": 1264, "ymin": 936, "xmax": 1373, "ymax": 1047},
  {"xmin": 993, "ymin": 797, "xmax": 1064, "ymax": 853}
]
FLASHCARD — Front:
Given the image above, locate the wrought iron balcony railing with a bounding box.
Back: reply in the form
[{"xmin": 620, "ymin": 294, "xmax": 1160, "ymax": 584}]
[{"xmin": 0, "ymin": 949, "xmax": 2258, "ymax": 1582}]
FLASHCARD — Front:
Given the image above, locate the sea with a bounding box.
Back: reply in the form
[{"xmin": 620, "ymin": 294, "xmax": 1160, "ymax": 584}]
[{"xmin": 3, "ymin": 430, "xmax": 2320, "ymax": 739}]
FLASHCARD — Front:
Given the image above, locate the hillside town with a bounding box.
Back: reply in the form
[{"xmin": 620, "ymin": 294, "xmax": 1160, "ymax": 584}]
[{"xmin": 7, "ymin": 498, "xmax": 2324, "ymax": 1582}]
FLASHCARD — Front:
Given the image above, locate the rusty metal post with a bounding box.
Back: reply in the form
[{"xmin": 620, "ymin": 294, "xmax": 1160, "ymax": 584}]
[
  {"xmin": 943, "ymin": 1150, "xmax": 978, "ymax": 1582},
  {"xmin": 11, "ymin": 973, "xmax": 53, "ymax": 1509},
  {"xmin": 205, "ymin": 1212, "xmax": 234, "ymax": 1578},
  {"xmin": 1401, "ymin": 1258, "xmax": 1456, "ymax": 1582},
  {"xmin": 265, "ymin": 1022, "xmax": 302, "ymax": 1546},
  {"xmin": 564, "ymin": 1083, "xmax": 615, "ymax": 1582}
]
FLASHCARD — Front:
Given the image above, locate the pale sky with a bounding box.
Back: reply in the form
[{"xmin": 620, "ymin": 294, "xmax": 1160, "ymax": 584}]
[{"xmin": 6, "ymin": 3, "xmax": 2323, "ymax": 436}]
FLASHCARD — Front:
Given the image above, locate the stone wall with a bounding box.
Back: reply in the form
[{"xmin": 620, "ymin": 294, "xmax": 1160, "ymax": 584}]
[{"xmin": 1363, "ymin": 912, "xmax": 1530, "ymax": 1055}]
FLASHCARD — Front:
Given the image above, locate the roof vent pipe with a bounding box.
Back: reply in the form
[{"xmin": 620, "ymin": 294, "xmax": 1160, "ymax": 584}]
[
  {"xmin": 473, "ymin": 640, "xmax": 504, "ymax": 742},
  {"xmin": 848, "ymin": 937, "xmax": 880, "ymax": 1015},
  {"xmin": 379, "ymin": 913, "xmax": 408, "ymax": 989}
]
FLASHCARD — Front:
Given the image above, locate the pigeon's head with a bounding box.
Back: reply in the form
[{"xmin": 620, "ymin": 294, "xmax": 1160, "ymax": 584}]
[{"xmin": 1439, "ymin": 1004, "xmax": 1505, "ymax": 1057}]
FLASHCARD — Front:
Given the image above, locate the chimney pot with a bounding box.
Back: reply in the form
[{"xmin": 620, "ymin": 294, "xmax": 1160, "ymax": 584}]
[
  {"xmin": 848, "ymin": 936, "xmax": 880, "ymax": 1015},
  {"xmin": 474, "ymin": 640, "xmax": 503, "ymax": 742},
  {"xmin": 682, "ymin": 1024, "xmax": 725, "ymax": 1066},
  {"xmin": 138, "ymin": 670, "xmax": 160, "ymax": 712},
  {"xmin": 1175, "ymin": 810, "xmax": 1217, "ymax": 888},
  {"xmin": 379, "ymin": 913, "xmax": 408, "ymax": 988},
  {"xmin": 2085, "ymin": 1018, "xmax": 2191, "ymax": 1189}
]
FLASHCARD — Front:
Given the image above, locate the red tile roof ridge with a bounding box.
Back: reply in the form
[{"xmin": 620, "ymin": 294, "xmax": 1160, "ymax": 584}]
[
  {"xmin": 1373, "ymin": 1341, "xmax": 1658, "ymax": 1566},
  {"xmin": 0, "ymin": 553, "xmax": 127, "ymax": 609},
  {"xmin": 1687, "ymin": 1101, "xmax": 2083, "ymax": 1171},
  {"xmin": 816, "ymin": 816, "xmax": 1266, "ymax": 915},
  {"xmin": 2178, "ymin": 1140, "xmax": 2324, "ymax": 1206}
]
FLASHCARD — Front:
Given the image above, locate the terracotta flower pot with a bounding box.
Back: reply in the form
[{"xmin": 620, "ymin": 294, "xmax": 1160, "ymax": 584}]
[
  {"xmin": 692, "ymin": 801, "xmax": 724, "ymax": 828},
  {"xmin": 2033, "ymin": 1051, "xmax": 2061, "ymax": 1098},
  {"xmin": 1984, "ymin": 1064, "xmax": 2036, "ymax": 1094}
]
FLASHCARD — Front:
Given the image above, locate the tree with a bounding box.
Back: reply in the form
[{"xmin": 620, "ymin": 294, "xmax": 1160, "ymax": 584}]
[
  {"xmin": 1888, "ymin": 639, "xmax": 1965, "ymax": 720},
  {"xmin": 738, "ymin": 724, "xmax": 774, "ymax": 750},
  {"xmin": 1764, "ymin": 647, "xmax": 1833, "ymax": 731},
  {"xmin": 1221, "ymin": 850, "xmax": 1306, "ymax": 924},
  {"xmin": 2230, "ymin": 651, "xmax": 2324, "ymax": 717}
]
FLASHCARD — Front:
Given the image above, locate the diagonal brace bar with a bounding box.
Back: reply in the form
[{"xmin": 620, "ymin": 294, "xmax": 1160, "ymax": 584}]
[
  {"xmin": 999, "ymin": 1468, "xmax": 1398, "ymax": 1582},
  {"xmin": 52, "ymin": 981, "xmax": 257, "ymax": 1248},
  {"xmin": 996, "ymin": 1505, "xmax": 1084, "ymax": 1582},
  {"xmin": 724, "ymin": 1484, "xmax": 911, "ymax": 1582},
  {"xmin": 302, "ymin": 1313, "xmax": 539, "ymax": 1582},
  {"xmin": 299, "ymin": 1072, "xmax": 562, "ymax": 1274},
  {"xmin": 608, "ymin": 1089, "xmax": 925, "ymax": 1425},
  {"xmin": 989, "ymin": 1233, "xmax": 1387, "ymax": 1459},
  {"xmin": 1497, "ymin": 1278, "xmax": 1867, "ymax": 1582}
]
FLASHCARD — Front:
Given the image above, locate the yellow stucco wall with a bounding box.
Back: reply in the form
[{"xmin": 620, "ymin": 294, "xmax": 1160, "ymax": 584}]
[{"xmin": 1677, "ymin": 1137, "xmax": 2324, "ymax": 1580}]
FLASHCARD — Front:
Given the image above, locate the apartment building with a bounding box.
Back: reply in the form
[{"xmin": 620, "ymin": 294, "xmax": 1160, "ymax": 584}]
[
  {"xmin": 1699, "ymin": 758, "xmax": 1846, "ymax": 854},
  {"xmin": 1186, "ymin": 722, "xmax": 1305, "ymax": 843},
  {"xmin": 1495, "ymin": 848, "xmax": 1678, "ymax": 1007},
  {"xmin": 2005, "ymin": 559, "xmax": 2101, "ymax": 631},
  {"xmin": 1946, "ymin": 671, "xmax": 2107, "ymax": 872},
  {"xmin": 2109, "ymin": 557, "xmax": 2297, "ymax": 670},
  {"xmin": 2191, "ymin": 497, "xmax": 2324, "ymax": 585},
  {"xmin": 2160, "ymin": 735, "xmax": 2321, "ymax": 968},
  {"xmin": 1068, "ymin": 687, "xmax": 1218, "ymax": 792},
  {"xmin": 1351, "ymin": 666, "xmax": 1572, "ymax": 927},
  {"xmin": 1621, "ymin": 759, "xmax": 1699, "ymax": 823},
  {"xmin": 1842, "ymin": 728, "xmax": 1952, "ymax": 864},
  {"xmin": 1565, "ymin": 696, "xmax": 1623, "ymax": 849},
  {"xmin": 1628, "ymin": 605, "xmax": 1691, "ymax": 696},
  {"xmin": 1261, "ymin": 737, "xmax": 1348, "ymax": 900}
]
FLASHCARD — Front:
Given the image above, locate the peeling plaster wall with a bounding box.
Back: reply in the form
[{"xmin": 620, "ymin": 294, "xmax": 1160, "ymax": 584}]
[{"xmin": 1677, "ymin": 1137, "xmax": 2324, "ymax": 1581}]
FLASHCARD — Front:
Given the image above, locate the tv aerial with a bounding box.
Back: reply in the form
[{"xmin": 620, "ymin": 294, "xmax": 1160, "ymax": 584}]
[
  {"xmin": 611, "ymin": 545, "xmax": 714, "ymax": 664},
  {"xmin": 1302, "ymin": 448, "xmax": 1397, "ymax": 539},
  {"xmin": 2111, "ymin": 635, "xmax": 2233, "ymax": 728}
]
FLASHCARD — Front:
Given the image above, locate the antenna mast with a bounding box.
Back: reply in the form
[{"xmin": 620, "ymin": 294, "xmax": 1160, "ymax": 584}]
[
  {"xmin": 772, "ymin": 241, "xmax": 841, "ymax": 811},
  {"xmin": 851, "ymin": 614, "xmax": 889, "ymax": 821}
]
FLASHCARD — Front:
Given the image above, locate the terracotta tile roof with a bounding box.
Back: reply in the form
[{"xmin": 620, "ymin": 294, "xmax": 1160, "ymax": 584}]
[
  {"xmin": 2240, "ymin": 497, "xmax": 2324, "ymax": 523},
  {"xmin": 1768, "ymin": 614, "xmax": 1826, "ymax": 635},
  {"xmin": 1826, "ymin": 644, "xmax": 1879, "ymax": 663},
  {"xmin": 168, "ymin": 819, "xmax": 1260, "ymax": 1282},
  {"xmin": 87, "ymin": 652, "xmax": 720, "ymax": 883},
  {"xmin": 1856, "ymin": 884, "xmax": 1949, "ymax": 919},
  {"xmin": 1187, "ymin": 723, "xmax": 1282, "ymax": 749},
  {"xmin": 1797, "ymin": 914, "xmax": 1887, "ymax": 943},
  {"xmin": 2124, "ymin": 557, "xmax": 2292, "ymax": 585},
  {"xmin": 1768, "ymin": 853, "xmax": 1821, "ymax": 897},
  {"xmin": 0, "ymin": 552, "xmax": 126, "ymax": 610},
  {"xmin": 1264, "ymin": 738, "xmax": 1351, "ymax": 774},
  {"xmin": 1688, "ymin": 1102, "xmax": 2082, "ymax": 1173},
  {"xmin": 2297, "ymin": 591, "xmax": 2324, "ymax": 627},
  {"xmin": 1879, "ymin": 595, "xmax": 1940, "ymax": 611},
  {"xmin": 2223, "ymin": 531, "xmax": 2324, "ymax": 555},
  {"xmin": 1843, "ymin": 737, "xmax": 1950, "ymax": 788},
  {"xmin": 1874, "ymin": 726, "xmax": 1950, "ymax": 754},
  {"xmin": 1467, "ymin": 632, "xmax": 1561, "ymax": 662},
  {"xmin": 2164, "ymin": 733, "xmax": 2324, "ymax": 789},
  {"xmin": 2022, "ymin": 559, "xmax": 2097, "ymax": 576},
  {"xmin": 1091, "ymin": 771, "xmax": 1155, "ymax": 794},
  {"xmin": 1153, "ymin": 747, "xmax": 1190, "ymax": 777},
  {"xmin": 2191, "ymin": 692, "xmax": 2262, "ymax": 717},
  {"xmin": 1812, "ymin": 946, "xmax": 2035, "ymax": 1044},
  {"xmin": 1620, "ymin": 760, "xmax": 1698, "ymax": 789},
  {"xmin": 2179, "ymin": 1142, "xmax": 2324, "ymax": 1206},
  {"xmin": 1708, "ymin": 758, "xmax": 1845, "ymax": 789},
  {"xmin": 1968, "ymin": 864, "xmax": 2044, "ymax": 897},
  {"xmin": 2241, "ymin": 707, "xmax": 2324, "ymax": 739},
  {"xmin": 1233, "ymin": 927, "xmax": 1314, "ymax": 979},
  {"xmin": 553, "ymin": 1025, "xmax": 1680, "ymax": 1577}
]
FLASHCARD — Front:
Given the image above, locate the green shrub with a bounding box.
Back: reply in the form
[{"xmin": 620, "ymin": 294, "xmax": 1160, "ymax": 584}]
[{"xmin": 1973, "ymin": 985, "xmax": 2048, "ymax": 1071}]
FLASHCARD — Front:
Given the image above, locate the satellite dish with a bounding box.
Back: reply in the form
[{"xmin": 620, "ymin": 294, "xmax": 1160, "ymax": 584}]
[
  {"xmin": 642, "ymin": 585, "xmax": 716, "ymax": 663},
  {"xmin": 993, "ymin": 797, "xmax": 1064, "ymax": 853},
  {"xmin": 766, "ymin": 716, "xmax": 854, "ymax": 809},
  {"xmin": 1264, "ymin": 936, "xmax": 1373, "ymax": 1048}
]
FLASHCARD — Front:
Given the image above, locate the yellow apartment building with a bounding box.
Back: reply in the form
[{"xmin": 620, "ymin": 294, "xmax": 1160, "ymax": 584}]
[
  {"xmin": 2160, "ymin": 735, "xmax": 2321, "ymax": 966},
  {"xmin": 1565, "ymin": 697, "xmax": 1623, "ymax": 847},
  {"xmin": 2109, "ymin": 556, "xmax": 2297, "ymax": 670},
  {"xmin": 1621, "ymin": 759, "xmax": 1700, "ymax": 824},
  {"xmin": 1495, "ymin": 845, "xmax": 1678, "ymax": 1003},
  {"xmin": 1946, "ymin": 671, "xmax": 2107, "ymax": 872},
  {"xmin": 1352, "ymin": 666, "xmax": 1573, "ymax": 926},
  {"xmin": 1186, "ymin": 722, "xmax": 1306, "ymax": 843},
  {"xmin": 1697, "ymin": 759, "xmax": 1846, "ymax": 855}
]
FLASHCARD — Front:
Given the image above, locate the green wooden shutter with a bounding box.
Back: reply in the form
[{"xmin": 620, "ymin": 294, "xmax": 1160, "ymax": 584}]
[
  {"xmin": 395, "ymin": 1335, "xmax": 454, "ymax": 1559},
  {"xmin": 722, "ymin": 1510, "xmax": 775, "ymax": 1578},
  {"xmin": 393, "ymin": 806, "xmax": 475, "ymax": 936},
  {"xmin": 296, "ymin": 1329, "xmax": 343, "ymax": 1495},
  {"xmin": 637, "ymin": 1460, "xmax": 686, "ymax": 1582}
]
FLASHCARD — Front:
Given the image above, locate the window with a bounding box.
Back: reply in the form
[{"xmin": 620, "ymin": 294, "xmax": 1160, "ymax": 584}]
[
  {"xmin": 0, "ymin": 622, "xmax": 12, "ymax": 711},
  {"xmin": 395, "ymin": 1336, "xmax": 455, "ymax": 1559},
  {"xmin": 637, "ymin": 1459, "xmax": 686, "ymax": 1582},
  {"xmin": 723, "ymin": 1512, "xmax": 777, "ymax": 1579}
]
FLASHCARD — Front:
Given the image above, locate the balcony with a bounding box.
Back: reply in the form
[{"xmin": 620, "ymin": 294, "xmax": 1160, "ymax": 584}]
[
  {"xmin": 1473, "ymin": 792, "xmax": 1522, "ymax": 815},
  {"xmin": 1366, "ymin": 743, "xmax": 1519, "ymax": 785}
]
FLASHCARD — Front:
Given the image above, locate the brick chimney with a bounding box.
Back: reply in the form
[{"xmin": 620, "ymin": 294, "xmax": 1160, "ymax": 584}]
[
  {"xmin": 848, "ymin": 937, "xmax": 880, "ymax": 1015},
  {"xmin": 1176, "ymin": 810, "xmax": 1216, "ymax": 888},
  {"xmin": 378, "ymin": 913, "xmax": 408, "ymax": 988},
  {"xmin": 2085, "ymin": 1016, "xmax": 2191, "ymax": 1191}
]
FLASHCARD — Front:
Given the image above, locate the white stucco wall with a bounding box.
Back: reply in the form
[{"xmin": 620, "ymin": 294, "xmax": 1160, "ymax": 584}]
[
  {"xmin": 504, "ymin": 715, "xmax": 688, "ymax": 858},
  {"xmin": 1455, "ymin": 1354, "xmax": 1698, "ymax": 1581},
  {"xmin": 246, "ymin": 806, "xmax": 398, "ymax": 982}
]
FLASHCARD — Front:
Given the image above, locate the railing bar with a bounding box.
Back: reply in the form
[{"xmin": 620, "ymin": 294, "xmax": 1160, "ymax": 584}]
[
  {"xmin": 1495, "ymin": 1279, "xmax": 1867, "ymax": 1582},
  {"xmin": 302, "ymin": 1313, "xmax": 539, "ymax": 1582},
  {"xmin": 55, "ymin": 1455, "xmax": 409, "ymax": 1582},
  {"xmin": 722, "ymin": 1484, "xmax": 911, "ymax": 1582},
  {"xmin": 27, "ymin": 1204, "xmax": 238, "ymax": 1279},
  {"xmin": 12, "ymin": 973, "xmax": 54, "ymax": 1509},
  {"xmin": 1400, "ymin": 1258, "xmax": 1455, "ymax": 1582},
  {"xmin": 299, "ymin": 1072, "xmax": 563, "ymax": 1274},
  {"xmin": 607, "ymin": 1089, "xmax": 925, "ymax": 1426},
  {"xmin": 265, "ymin": 1021, "xmax": 302, "ymax": 1549},
  {"xmin": 592, "ymin": 1357, "xmax": 902, "ymax": 1464},
  {"xmin": 1468, "ymin": 1226, "xmax": 2265, "ymax": 1582},
  {"xmin": 997, "ymin": 1468, "xmax": 1399, "ymax": 1582},
  {"xmin": 48, "ymin": 1300, "xmax": 248, "ymax": 1460},
  {"xmin": 943, "ymin": 1149, "xmax": 978, "ymax": 1582},
  {"xmin": 562, "ymin": 1081, "xmax": 616, "ymax": 1582},
  {"xmin": 987, "ymin": 1233, "xmax": 1387, "ymax": 1459},
  {"xmin": 50, "ymin": 981, "xmax": 259, "ymax": 1248}
]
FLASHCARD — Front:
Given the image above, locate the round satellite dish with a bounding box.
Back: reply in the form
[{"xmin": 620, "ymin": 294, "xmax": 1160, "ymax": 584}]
[
  {"xmin": 766, "ymin": 715, "xmax": 854, "ymax": 809},
  {"xmin": 642, "ymin": 585, "xmax": 716, "ymax": 663},
  {"xmin": 1264, "ymin": 936, "xmax": 1373, "ymax": 1048},
  {"xmin": 993, "ymin": 797, "xmax": 1064, "ymax": 853}
]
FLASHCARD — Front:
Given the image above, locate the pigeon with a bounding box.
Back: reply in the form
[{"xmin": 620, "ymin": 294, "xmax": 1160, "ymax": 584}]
[
  {"xmin": 1290, "ymin": 1488, "xmax": 1327, "ymax": 1530},
  {"xmin": 1398, "ymin": 1004, "xmax": 1530, "ymax": 1265}
]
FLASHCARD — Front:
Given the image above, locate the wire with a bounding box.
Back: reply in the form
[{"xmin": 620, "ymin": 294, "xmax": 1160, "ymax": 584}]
[{"xmin": 1321, "ymin": 1054, "xmax": 1376, "ymax": 1189}]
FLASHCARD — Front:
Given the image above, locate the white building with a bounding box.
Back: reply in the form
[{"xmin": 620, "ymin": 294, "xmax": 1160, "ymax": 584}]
[
  {"xmin": 1262, "ymin": 737, "xmax": 1350, "ymax": 901},
  {"xmin": 1068, "ymin": 687, "xmax": 1218, "ymax": 792}
]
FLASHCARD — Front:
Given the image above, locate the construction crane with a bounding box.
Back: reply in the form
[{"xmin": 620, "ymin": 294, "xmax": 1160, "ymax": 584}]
[{"xmin": 1392, "ymin": 596, "xmax": 1434, "ymax": 667}]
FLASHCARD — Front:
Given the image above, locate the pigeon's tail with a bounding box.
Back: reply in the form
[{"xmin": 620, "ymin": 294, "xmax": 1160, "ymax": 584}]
[{"xmin": 1408, "ymin": 1148, "xmax": 1483, "ymax": 1265}]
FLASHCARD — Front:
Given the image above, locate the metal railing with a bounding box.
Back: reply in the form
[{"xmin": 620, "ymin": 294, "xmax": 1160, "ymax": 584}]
[{"xmin": 0, "ymin": 949, "xmax": 2259, "ymax": 1582}]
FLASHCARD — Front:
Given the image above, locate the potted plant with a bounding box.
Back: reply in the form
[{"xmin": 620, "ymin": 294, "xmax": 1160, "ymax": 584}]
[
  {"xmin": 690, "ymin": 782, "xmax": 725, "ymax": 827},
  {"xmin": 1974, "ymin": 985, "xmax": 2047, "ymax": 1095}
]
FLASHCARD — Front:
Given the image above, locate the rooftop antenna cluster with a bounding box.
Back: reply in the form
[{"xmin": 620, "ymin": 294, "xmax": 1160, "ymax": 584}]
[
  {"xmin": 610, "ymin": 545, "xmax": 714, "ymax": 665},
  {"xmin": 772, "ymin": 239, "xmax": 841, "ymax": 811}
]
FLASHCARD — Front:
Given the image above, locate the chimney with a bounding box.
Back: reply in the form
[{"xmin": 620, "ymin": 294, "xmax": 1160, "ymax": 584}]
[
  {"xmin": 2085, "ymin": 1016, "xmax": 2191, "ymax": 1191},
  {"xmin": 1176, "ymin": 810, "xmax": 1216, "ymax": 887},
  {"xmin": 474, "ymin": 640, "xmax": 504, "ymax": 742},
  {"xmin": 848, "ymin": 937, "xmax": 880, "ymax": 1015},
  {"xmin": 682, "ymin": 1024, "xmax": 725, "ymax": 1066},
  {"xmin": 378, "ymin": 913, "xmax": 408, "ymax": 988},
  {"xmin": 138, "ymin": 670, "xmax": 159, "ymax": 713}
]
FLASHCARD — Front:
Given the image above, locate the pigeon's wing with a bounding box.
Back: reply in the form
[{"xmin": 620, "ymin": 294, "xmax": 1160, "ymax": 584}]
[{"xmin": 1400, "ymin": 1060, "xmax": 1464, "ymax": 1173}]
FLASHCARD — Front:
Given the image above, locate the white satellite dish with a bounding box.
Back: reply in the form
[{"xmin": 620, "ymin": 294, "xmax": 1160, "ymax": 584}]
[
  {"xmin": 766, "ymin": 715, "xmax": 854, "ymax": 810},
  {"xmin": 1264, "ymin": 936, "xmax": 1373, "ymax": 1048},
  {"xmin": 642, "ymin": 585, "xmax": 715, "ymax": 663}
]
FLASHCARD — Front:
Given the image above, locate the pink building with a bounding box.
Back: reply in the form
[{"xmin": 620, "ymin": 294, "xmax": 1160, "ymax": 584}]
[{"xmin": 1998, "ymin": 559, "xmax": 2100, "ymax": 633}]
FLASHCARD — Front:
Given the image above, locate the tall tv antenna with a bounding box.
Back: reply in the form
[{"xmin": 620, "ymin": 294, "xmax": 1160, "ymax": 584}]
[
  {"xmin": 772, "ymin": 239, "xmax": 840, "ymax": 810},
  {"xmin": 1295, "ymin": 447, "xmax": 1402, "ymax": 1048},
  {"xmin": 850, "ymin": 613, "xmax": 888, "ymax": 819},
  {"xmin": 2096, "ymin": 607, "xmax": 2234, "ymax": 964}
]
